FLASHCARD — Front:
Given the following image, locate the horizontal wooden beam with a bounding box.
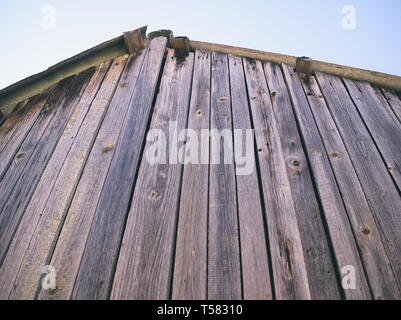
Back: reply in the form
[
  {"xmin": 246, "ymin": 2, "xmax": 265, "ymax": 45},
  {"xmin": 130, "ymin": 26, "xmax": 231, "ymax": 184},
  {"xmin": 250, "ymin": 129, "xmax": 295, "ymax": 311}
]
[{"xmin": 190, "ymin": 40, "xmax": 401, "ymax": 93}]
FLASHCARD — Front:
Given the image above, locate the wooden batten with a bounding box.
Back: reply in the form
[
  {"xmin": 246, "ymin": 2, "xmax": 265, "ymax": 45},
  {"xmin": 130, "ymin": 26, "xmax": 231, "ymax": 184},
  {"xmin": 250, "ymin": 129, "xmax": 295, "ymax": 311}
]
[
  {"xmin": 295, "ymin": 57, "xmax": 314, "ymax": 75},
  {"xmin": 170, "ymin": 37, "xmax": 193, "ymax": 60},
  {"xmin": 123, "ymin": 26, "xmax": 148, "ymax": 55}
]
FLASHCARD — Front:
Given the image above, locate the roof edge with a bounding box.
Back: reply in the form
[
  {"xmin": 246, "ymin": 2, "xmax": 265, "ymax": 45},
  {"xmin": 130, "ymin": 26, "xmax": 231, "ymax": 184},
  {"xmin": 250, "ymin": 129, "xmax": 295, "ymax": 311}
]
[
  {"xmin": 191, "ymin": 40, "xmax": 401, "ymax": 93},
  {"xmin": 0, "ymin": 34, "xmax": 127, "ymax": 115},
  {"xmin": 1, "ymin": 27, "xmax": 401, "ymax": 116}
]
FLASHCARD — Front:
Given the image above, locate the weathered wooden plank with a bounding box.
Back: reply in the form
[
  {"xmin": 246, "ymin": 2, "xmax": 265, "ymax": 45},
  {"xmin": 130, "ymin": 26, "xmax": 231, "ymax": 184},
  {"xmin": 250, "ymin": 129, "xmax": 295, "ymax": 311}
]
[
  {"xmin": 0, "ymin": 72, "xmax": 96, "ymax": 299},
  {"xmin": 244, "ymin": 58, "xmax": 312, "ymax": 300},
  {"xmin": 0, "ymin": 100, "xmax": 30, "ymax": 154},
  {"xmin": 228, "ymin": 55, "xmax": 272, "ymax": 300},
  {"xmin": 0, "ymin": 89, "xmax": 53, "ymax": 179},
  {"xmin": 0, "ymin": 86, "xmax": 57, "ymax": 184},
  {"xmin": 5, "ymin": 58, "xmax": 125, "ymax": 300},
  {"xmin": 71, "ymin": 37, "xmax": 168, "ymax": 300},
  {"xmin": 263, "ymin": 62, "xmax": 340, "ymax": 299},
  {"xmin": 0, "ymin": 74, "xmax": 84, "ymax": 212},
  {"xmin": 381, "ymin": 88, "xmax": 401, "ymax": 123},
  {"xmin": 37, "ymin": 52, "xmax": 147, "ymax": 300},
  {"xmin": 343, "ymin": 79, "xmax": 401, "ymax": 192},
  {"xmin": 316, "ymin": 71, "xmax": 401, "ymax": 293},
  {"xmin": 282, "ymin": 64, "xmax": 374, "ymax": 299},
  {"xmin": 111, "ymin": 49, "xmax": 194, "ymax": 300},
  {"xmin": 172, "ymin": 49, "xmax": 210, "ymax": 300},
  {"xmin": 207, "ymin": 52, "xmax": 242, "ymax": 300},
  {"xmin": 0, "ymin": 72, "xmax": 93, "ymax": 268},
  {"xmin": 298, "ymin": 71, "xmax": 400, "ymax": 299}
]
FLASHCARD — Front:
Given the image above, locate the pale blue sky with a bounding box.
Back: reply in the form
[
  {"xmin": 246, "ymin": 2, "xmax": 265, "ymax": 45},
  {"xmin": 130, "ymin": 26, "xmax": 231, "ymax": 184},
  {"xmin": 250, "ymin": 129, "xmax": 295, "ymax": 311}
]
[{"xmin": 1, "ymin": 0, "xmax": 400, "ymax": 90}]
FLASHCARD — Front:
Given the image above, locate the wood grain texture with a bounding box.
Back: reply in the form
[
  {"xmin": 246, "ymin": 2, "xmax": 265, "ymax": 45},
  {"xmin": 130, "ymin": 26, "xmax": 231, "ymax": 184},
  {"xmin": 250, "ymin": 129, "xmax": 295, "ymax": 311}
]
[
  {"xmin": 38, "ymin": 52, "xmax": 146, "ymax": 300},
  {"xmin": 0, "ymin": 93, "xmax": 53, "ymax": 180},
  {"xmin": 0, "ymin": 99, "xmax": 33, "ymax": 156},
  {"xmin": 0, "ymin": 62, "xmax": 111, "ymax": 300},
  {"xmin": 299, "ymin": 71, "xmax": 400, "ymax": 300},
  {"xmin": 282, "ymin": 64, "xmax": 372, "ymax": 299},
  {"xmin": 0, "ymin": 71, "xmax": 93, "ymax": 267},
  {"xmin": 1, "ymin": 45, "xmax": 401, "ymax": 300},
  {"xmin": 244, "ymin": 58, "xmax": 312, "ymax": 300},
  {"xmin": 228, "ymin": 55, "xmax": 272, "ymax": 300},
  {"xmin": 381, "ymin": 88, "xmax": 401, "ymax": 123},
  {"xmin": 7, "ymin": 58, "xmax": 126, "ymax": 300},
  {"xmin": 207, "ymin": 51, "xmax": 242, "ymax": 300},
  {"xmin": 0, "ymin": 101, "xmax": 27, "ymax": 151},
  {"xmin": 316, "ymin": 71, "xmax": 401, "ymax": 293},
  {"xmin": 71, "ymin": 37, "xmax": 167, "ymax": 300},
  {"xmin": 263, "ymin": 62, "xmax": 340, "ymax": 300},
  {"xmin": 172, "ymin": 49, "xmax": 210, "ymax": 300},
  {"xmin": 343, "ymin": 79, "xmax": 401, "ymax": 192},
  {"xmin": 111, "ymin": 49, "xmax": 194, "ymax": 300}
]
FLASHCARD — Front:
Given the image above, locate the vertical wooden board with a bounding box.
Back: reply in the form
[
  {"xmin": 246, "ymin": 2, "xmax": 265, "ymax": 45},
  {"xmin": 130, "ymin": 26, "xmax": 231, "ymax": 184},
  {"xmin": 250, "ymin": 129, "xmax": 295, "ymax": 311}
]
[
  {"xmin": 0, "ymin": 101, "xmax": 27, "ymax": 150},
  {"xmin": 0, "ymin": 62, "xmax": 111, "ymax": 299},
  {"xmin": 263, "ymin": 62, "xmax": 339, "ymax": 299},
  {"xmin": 37, "ymin": 52, "xmax": 147, "ymax": 300},
  {"xmin": 207, "ymin": 51, "xmax": 242, "ymax": 300},
  {"xmin": 0, "ymin": 100, "xmax": 31, "ymax": 154},
  {"xmin": 0, "ymin": 77, "xmax": 69, "ymax": 200},
  {"xmin": 0, "ymin": 95, "xmax": 50, "ymax": 179},
  {"xmin": 316, "ymin": 71, "xmax": 401, "ymax": 292},
  {"xmin": 381, "ymin": 88, "xmax": 401, "ymax": 123},
  {"xmin": 172, "ymin": 50, "xmax": 210, "ymax": 300},
  {"xmin": 343, "ymin": 79, "xmax": 401, "ymax": 191},
  {"xmin": 71, "ymin": 37, "xmax": 168, "ymax": 300},
  {"xmin": 0, "ymin": 70, "xmax": 95, "ymax": 299},
  {"xmin": 111, "ymin": 49, "xmax": 194, "ymax": 300},
  {"xmin": 6, "ymin": 58, "xmax": 126, "ymax": 300},
  {"xmin": 228, "ymin": 55, "xmax": 272, "ymax": 300},
  {"xmin": 299, "ymin": 72, "xmax": 400, "ymax": 300},
  {"xmin": 243, "ymin": 58, "xmax": 312, "ymax": 300},
  {"xmin": 0, "ymin": 86, "xmax": 56, "ymax": 163},
  {"xmin": 282, "ymin": 64, "xmax": 373, "ymax": 299},
  {"xmin": 0, "ymin": 73, "xmax": 90, "ymax": 266}
]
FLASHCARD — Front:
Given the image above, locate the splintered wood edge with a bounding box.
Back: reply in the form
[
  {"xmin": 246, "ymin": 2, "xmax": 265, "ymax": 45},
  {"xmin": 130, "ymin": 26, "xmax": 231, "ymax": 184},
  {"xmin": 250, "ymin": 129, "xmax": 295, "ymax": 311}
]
[{"xmin": 1, "ymin": 30, "xmax": 400, "ymax": 117}]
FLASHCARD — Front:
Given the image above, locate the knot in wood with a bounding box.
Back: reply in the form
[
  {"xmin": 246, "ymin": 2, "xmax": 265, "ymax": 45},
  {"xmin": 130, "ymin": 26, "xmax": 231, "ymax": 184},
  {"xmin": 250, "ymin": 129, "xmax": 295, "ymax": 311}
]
[
  {"xmin": 148, "ymin": 190, "xmax": 160, "ymax": 201},
  {"xmin": 360, "ymin": 226, "xmax": 372, "ymax": 236}
]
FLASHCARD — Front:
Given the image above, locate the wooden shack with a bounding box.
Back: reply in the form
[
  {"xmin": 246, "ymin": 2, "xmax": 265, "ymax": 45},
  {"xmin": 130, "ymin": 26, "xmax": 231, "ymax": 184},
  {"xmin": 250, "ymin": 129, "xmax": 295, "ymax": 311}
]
[{"xmin": 0, "ymin": 26, "xmax": 400, "ymax": 300}]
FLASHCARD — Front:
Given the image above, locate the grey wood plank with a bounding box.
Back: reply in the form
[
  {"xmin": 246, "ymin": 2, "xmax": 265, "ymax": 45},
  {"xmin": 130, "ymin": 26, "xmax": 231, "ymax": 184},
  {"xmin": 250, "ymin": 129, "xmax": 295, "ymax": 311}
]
[
  {"xmin": 263, "ymin": 62, "xmax": 340, "ymax": 299},
  {"xmin": 5, "ymin": 58, "xmax": 124, "ymax": 300},
  {"xmin": 111, "ymin": 49, "xmax": 194, "ymax": 300},
  {"xmin": 244, "ymin": 58, "xmax": 313, "ymax": 300},
  {"xmin": 37, "ymin": 52, "xmax": 147, "ymax": 300},
  {"xmin": 0, "ymin": 71, "xmax": 96, "ymax": 300},
  {"xmin": 282, "ymin": 64, "xmax": 374, "ymax": 299},
  {"xmin": 207, "ymin": 51, "xmax": 242, "ymax": 300},
  {"xmin": 381, "ymin": 88, "xmax": 401, "ymax": 123},
  {"xmin": 343, "ymin": 79, "xmax": 401, "ymax": 192},
  {"xmin": 0, "ymin": 71, "xmax": 93, "ymax": 269},
  {"xmin": 0, "ymin": 101, "xmax": 25, "ymax": 149},
  {"xmin": 228, "ymin": 54, "xmax": 272, "ymax": 300},
  {"xmin": 0, "ymin": 89, "xmax": 53, "ymax": 179},
  {"xmin": 316, "ymin": 71, "xmax": 401, "ymax": 293},
  {"xmin": 172, "ymin": 49, "xmax": 210, "ymax": 300},
  {"xmin": 298, "ymin": 71, "xmax": 400, "ymax": 300},
  {"xmin": 0, "ymin": 100, "xmax": 30, "ymax": 154},
  {"xmin": 71, "ymin": 37, "xmax": 168, "ymax": 300}
]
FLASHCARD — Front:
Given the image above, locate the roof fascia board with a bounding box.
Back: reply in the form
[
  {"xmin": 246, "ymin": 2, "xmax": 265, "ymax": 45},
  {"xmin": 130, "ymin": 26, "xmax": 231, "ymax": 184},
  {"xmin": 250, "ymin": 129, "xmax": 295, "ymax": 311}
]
[{"xmin": 1, "ymin": 29, "xmax": 401, "ymax": 116}]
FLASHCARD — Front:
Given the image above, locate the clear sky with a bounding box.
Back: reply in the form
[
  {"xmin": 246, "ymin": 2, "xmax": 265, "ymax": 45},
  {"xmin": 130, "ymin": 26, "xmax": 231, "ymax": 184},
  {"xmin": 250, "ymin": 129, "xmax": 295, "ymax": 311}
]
[{"xmin": 1, "ymin": 0, "xmax": 400, "ymax": 90}]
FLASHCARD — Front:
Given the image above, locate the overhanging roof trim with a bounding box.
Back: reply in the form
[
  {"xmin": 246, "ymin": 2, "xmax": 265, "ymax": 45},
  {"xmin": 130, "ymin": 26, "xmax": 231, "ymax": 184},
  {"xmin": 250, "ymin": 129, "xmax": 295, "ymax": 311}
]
[{"xmin": 1, "ymin": 26, "xmax": 401, "ymax": 116}]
